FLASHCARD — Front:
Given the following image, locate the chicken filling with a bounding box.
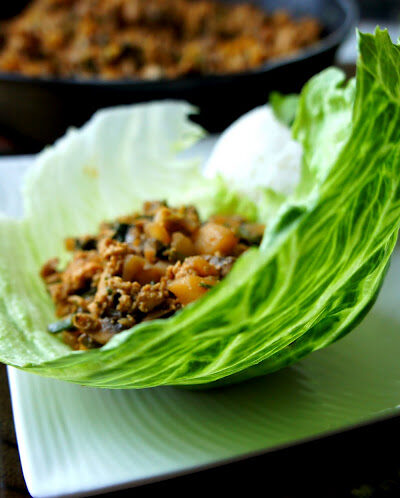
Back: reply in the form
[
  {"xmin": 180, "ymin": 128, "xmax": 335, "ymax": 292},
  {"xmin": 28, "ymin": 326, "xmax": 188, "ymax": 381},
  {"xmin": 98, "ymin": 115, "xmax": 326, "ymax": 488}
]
[
  {"xmin": 0, "ymin": 0, "xmax": 321, "ymax": 79},
  {"xmin": 41, "ymin": 201, "xmax": 264, "ymax": 349}
]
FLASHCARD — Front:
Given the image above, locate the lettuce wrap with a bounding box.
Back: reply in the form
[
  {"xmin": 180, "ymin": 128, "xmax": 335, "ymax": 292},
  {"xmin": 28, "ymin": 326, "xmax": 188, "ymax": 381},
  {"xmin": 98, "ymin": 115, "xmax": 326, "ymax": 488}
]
[{"xmin": 0, "ymin": 29, "xmax": 399, "ymax": 389}]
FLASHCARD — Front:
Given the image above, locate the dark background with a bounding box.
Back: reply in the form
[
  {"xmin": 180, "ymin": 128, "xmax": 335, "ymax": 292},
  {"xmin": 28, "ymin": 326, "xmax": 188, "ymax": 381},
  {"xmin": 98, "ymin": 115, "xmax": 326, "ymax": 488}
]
[
  {"xmin": 359, "ymin": 0, "xmax": 400, "ymax": 18},
  {"xmin": 1, "ymin": 0, "xmax": 399, "ymax": 22},
  {"xmin": 2, "ymin": 1, "xmax": 400, "ymax": 497}
]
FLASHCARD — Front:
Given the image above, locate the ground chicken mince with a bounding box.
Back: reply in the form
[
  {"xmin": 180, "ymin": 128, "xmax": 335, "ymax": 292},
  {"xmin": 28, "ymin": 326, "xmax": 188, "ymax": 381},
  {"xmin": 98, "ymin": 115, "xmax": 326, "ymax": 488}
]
[
  {"xmin": 41, "ymin": 201, "xmax": 264, "ymax": 349},
  {"xmin": 0, "ymin": 0, "xmax": 321, "ymax": 80}
]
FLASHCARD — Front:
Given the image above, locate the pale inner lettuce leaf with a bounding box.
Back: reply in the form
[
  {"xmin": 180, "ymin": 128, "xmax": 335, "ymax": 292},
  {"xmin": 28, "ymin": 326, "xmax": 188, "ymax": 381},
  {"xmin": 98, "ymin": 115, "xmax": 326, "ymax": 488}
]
[
  {"xmin": 293, "ymin": 68, "xmax": 356, "ymax": 199},
  {"xmin": 0, "ymin": 30, "xmax": 400, "ymax": 389},
  {"xmin": 23, "ymin": 102, "xmax": 215, "ymax": 265}
]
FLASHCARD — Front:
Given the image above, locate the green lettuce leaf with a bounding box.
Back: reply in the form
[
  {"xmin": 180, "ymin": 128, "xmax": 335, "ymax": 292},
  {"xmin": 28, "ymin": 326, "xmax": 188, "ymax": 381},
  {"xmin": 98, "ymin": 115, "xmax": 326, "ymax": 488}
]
[
  {"xmin": 270, "ymin": 91, "xmax": 299, "ymax": 127},
  {"xmin": 1, "ymin": 29, "xmax": 400, "ymax": 388}
]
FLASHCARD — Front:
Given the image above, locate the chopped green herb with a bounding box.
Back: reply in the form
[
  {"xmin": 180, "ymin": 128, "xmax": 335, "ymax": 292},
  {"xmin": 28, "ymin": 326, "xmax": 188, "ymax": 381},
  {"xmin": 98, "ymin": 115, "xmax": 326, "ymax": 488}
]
[
  {"xmin": 112, "ymin": 222, "xmax": 130, "ymax": 242},
  {"xmin": 165, "ymin": 248, "xmax": 185, "ymax": 263},
  {"xmin": 155, "ymin": 240, "xmax": 168, "ymax": 258},
  {"xmin": 48, "ymin": 316, "xmax": 74, "ymax": 334},
  {"xmin": 199, "ymin": 282, "xmax": 212, "ymax": 289},
  {"xmin": 237, "ymin": 224, "xmax": 263, "ymax": 245},
  {"xmin": 75, "ymin": 238, "xmax": 97, "ymax": 251},
  {"xmin": 82, "ymin": 57, "xmax": 97, "ymax": 73},
  {"xmin": 134, "ymin": 214, "xmax": 153, "ymax": 220},
  {"xmin": 81, "ymin": 287, "xmax": 97, "ymax": 298},
  {"xmin": 78, "ymin": 334, "xmax": 98, "ymax": 349}
]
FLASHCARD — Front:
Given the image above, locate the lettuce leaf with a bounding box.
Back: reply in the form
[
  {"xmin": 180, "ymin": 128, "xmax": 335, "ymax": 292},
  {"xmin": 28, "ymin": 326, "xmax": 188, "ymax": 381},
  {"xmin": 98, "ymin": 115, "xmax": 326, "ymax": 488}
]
[
  {"xmin": 270, "ymin": 91, "xmax": 299, "ymax": 127},
  {"xmin": 1, "ymin": 29, "xmax": 400, "ymax": 388}
]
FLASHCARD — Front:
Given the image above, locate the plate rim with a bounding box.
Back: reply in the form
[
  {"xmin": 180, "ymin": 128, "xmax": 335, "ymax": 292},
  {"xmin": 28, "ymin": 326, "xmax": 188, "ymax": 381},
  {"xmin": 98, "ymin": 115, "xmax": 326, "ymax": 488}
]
[{"xmin": 7, "ymin": 365, "xmax": 400, "ymax": 498}]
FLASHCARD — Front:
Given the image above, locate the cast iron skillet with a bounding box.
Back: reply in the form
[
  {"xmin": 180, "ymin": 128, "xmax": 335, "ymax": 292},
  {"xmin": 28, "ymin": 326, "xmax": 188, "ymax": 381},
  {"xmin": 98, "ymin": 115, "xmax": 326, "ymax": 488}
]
[{"xmin": 0, "ymin": 0, "xmax": 358, "ymax": 150}]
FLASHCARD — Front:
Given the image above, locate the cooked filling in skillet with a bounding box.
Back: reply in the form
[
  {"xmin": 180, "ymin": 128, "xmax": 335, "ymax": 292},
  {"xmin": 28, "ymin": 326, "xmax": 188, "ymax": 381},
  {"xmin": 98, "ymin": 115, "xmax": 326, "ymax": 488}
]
[
  {"xmin": 41, "ymin": 201, "xmax": 265, "ymax": 350},
  {"xmin": 0, "ymin": 0, "xmax": 321, "ymax": 80}
]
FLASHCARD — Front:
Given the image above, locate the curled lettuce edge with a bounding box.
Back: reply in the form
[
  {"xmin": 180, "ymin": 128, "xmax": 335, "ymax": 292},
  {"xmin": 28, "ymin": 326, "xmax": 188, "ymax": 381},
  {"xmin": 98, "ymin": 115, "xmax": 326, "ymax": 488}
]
[{"xmin": 0, "ymin": 29, "xmax": 400, "ymax": 389}]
